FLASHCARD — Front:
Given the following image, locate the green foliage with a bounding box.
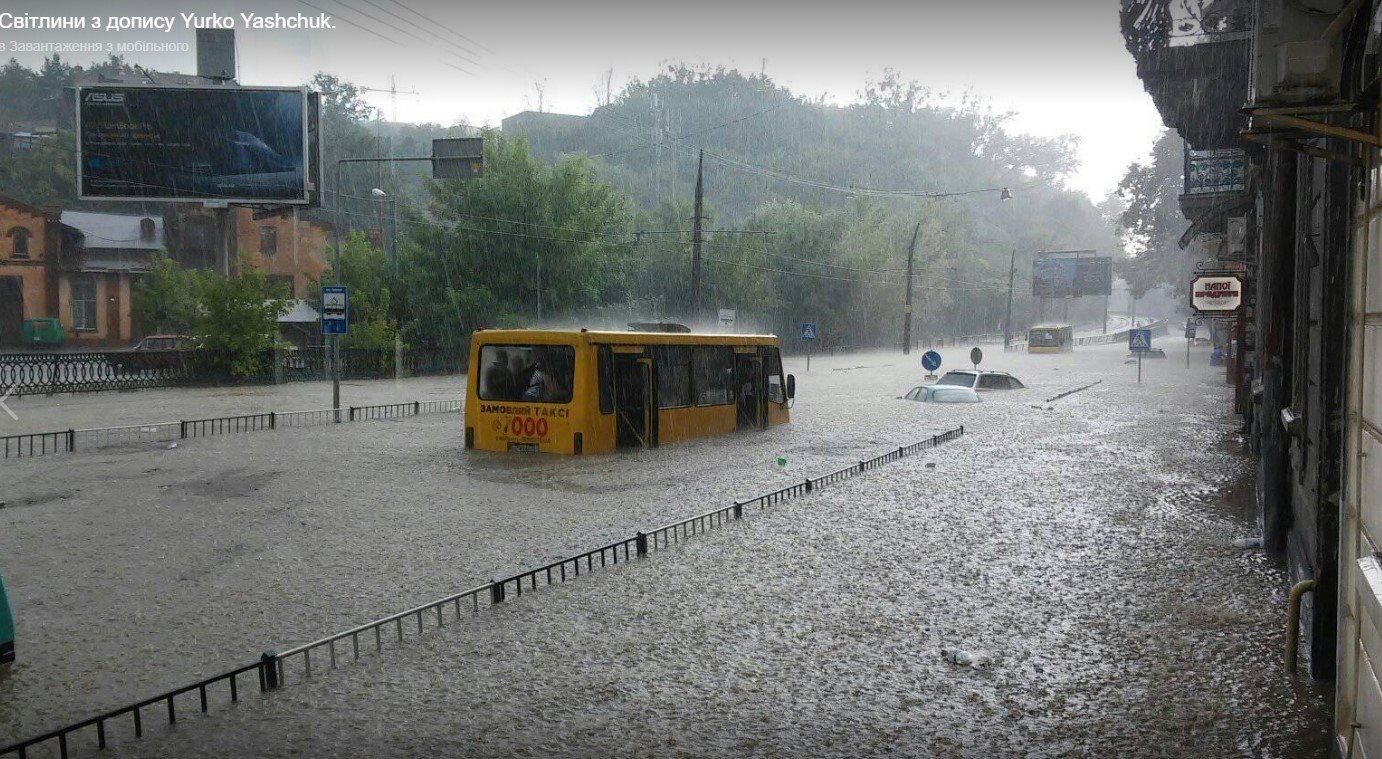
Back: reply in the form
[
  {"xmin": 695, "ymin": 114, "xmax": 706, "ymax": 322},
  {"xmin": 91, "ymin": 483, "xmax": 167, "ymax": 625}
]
[
  {"xmin": 0, "ymin": 56, "xmax": 1120, "ymax": 348},
  {"xmin": 132, "ymin": 254, "xmax": 200, "ymax": 334},
  {"xmin": 318, "ymin": 232, "xmax": 398, "ymax": 349},
  {"xmin": 133, "ymin": 254, "xmax": 288, "ymax": 378},
  {"xmin": 399, "ymin": 131, "xmax": 633, "ymax": 351},
  {"xmin": 1116, "ymin": 129, "xmax": 1187, "ymax": 298},
  {"xmin": 0, "ymin": 129, "xmax": 76, "ymax": 208}
]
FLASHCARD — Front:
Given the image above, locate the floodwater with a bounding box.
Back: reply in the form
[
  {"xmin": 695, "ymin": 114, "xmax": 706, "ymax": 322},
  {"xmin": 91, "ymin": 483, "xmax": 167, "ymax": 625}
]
[{"xmin": 0, "ymin": 341, "xmax": 1332, "ymax": 757}]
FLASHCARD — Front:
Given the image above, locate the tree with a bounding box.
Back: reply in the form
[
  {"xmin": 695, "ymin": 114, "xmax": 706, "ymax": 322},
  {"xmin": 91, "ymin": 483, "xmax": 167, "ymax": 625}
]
[
  {"xmin": 0, "ymin": 129, "xmax": 76, "ymax": 207},
  {"xmin": 196, "ymin": 260, "xmax": 289, "ymax": 377},
  {"xmin": 318, "ymin": 232, "xmax": 397, "ymax": 349},
  {"xmin": 132, "ymin": 254, "xmax": 199, "ymax": 334},
  {"xmin": 133, "ymin": 255, "xmax": 288, "ymax": 378},
  {"xmin": 399, "ymin": 132, "xmax": 633, "ymax": 351},
  {"xmin": 1115, "ymin": 129, "xmax": 1188, "ymax": 299}
]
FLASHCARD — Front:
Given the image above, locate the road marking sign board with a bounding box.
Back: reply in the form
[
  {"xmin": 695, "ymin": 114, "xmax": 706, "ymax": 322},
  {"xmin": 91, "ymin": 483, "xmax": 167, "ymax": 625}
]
[
  {"xmin": 1129, "ymin": 328, "xmax": 1152, "ymax": 352},
  {"xmin": 322, "ymin": 285, "xmax": 348, "ymax": 335},
  {"xmin": 921, "ymin": 350, "xmax": 942, "ymax": 372},
  {"xmin": 800, "ymin": 322, "xmax": 817, "ymax": 341}
]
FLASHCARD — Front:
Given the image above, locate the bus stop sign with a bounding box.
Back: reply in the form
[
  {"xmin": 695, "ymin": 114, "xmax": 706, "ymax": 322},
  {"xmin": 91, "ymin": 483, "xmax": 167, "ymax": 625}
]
[
  {"xmin": 921, "ymin": 350, "xmax": 942, "ymax": 372},
  {"xmin": 322, "ymin": 286, "xmax": 348, "ymax": 335}
]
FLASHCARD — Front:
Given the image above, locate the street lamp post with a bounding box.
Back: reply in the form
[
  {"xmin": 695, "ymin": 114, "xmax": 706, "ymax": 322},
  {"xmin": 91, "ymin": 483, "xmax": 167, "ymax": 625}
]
[{"xmin": 331, "ymin": 155, "xmax": 454, "ymax": 418}]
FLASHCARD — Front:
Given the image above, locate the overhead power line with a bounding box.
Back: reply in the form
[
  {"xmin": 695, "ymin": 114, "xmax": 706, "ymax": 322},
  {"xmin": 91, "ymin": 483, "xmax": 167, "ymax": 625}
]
[
  {"xmin": 294, "ymin": 0, "xmax": 473, "ymax": 75},
  {"xmin": 343, "ymin": 0, "xmax": 483, "ymax": 67}
]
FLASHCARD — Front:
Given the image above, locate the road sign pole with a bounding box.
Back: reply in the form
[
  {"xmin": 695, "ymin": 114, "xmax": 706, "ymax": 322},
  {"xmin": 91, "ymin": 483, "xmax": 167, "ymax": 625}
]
[
  {"xmin": 1187, "ymin": 337, "xmax": 1191, "ymax": 369},
  {"xmin": 807, "ymin": 343, "xmax": 811, "ymax": 373},
  {"xmin": 1138, "ymin": 351, "xmax": 1143, "ymax": 384}
]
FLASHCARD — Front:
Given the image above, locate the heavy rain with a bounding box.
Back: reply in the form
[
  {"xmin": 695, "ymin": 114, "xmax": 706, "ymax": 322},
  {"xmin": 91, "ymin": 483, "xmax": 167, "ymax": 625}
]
[{"xmin": 0, "ymin": 1, "xmax": 1367, "ymax": 757}]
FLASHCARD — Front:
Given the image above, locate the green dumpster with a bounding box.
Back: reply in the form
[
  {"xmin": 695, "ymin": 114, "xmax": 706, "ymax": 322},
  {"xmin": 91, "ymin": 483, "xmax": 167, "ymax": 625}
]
[
  {"xmin": 0, "ymin": 568, "xmax": 13, "ymax": 665},
  {"xmin": 21, "ymin": 317, "xmax": 62, "ymax": 347}
]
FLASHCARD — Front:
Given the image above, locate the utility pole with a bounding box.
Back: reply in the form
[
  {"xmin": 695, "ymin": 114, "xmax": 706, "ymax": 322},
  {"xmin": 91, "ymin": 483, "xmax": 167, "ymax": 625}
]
[
  {"xmin": 1003, "ymin": 248, "xmax": 1016, "ymax": 350},
  {"xmin": 902, "ymin": 222, "xmax": 920, "ymax": 355},
  {"xmin": 690, "ymin": 149, "xmax": 705, "ymax": 322}
]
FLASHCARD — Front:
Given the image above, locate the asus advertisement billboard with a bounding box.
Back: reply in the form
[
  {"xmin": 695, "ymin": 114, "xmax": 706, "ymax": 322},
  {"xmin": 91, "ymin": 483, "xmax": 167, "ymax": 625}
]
[{"xmin": 77, "ymin": 85, "xmax": 316, "ymax": 204}]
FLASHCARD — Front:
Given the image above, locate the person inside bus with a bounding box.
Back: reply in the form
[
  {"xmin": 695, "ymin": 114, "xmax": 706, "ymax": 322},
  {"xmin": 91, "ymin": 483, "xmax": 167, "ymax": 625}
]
[
  {"xmin": 483, "ymin": 349, "xmax": 517, "ymax": 400},
  {"xmin": 510, "ymin": 353, "xmax": 534, "ymax": 399},
  {"xmin": 522, "ymin": 361, "xmax": 568, "ymax": 402}
]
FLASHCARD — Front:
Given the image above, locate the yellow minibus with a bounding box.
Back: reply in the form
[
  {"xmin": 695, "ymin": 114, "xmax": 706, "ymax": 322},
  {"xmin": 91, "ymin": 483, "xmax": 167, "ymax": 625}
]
[{"xmin": 465, "ymin": 328, "xmax": 793, "ymax": 454}]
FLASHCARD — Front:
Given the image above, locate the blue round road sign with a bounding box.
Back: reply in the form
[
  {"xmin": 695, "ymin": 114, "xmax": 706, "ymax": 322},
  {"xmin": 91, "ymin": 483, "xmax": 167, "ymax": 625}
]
[{"xmin": 921, "ymin": 350, "xmax": 942, "ymax": 372}]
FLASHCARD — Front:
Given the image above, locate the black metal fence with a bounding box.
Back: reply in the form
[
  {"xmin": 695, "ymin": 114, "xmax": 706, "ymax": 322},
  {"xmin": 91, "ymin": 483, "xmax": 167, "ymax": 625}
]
[
  {"xmin": 0, "ymin": 351, "xmax": 193, "ymax": 395},
  {"xmin": 1, "ymin": 400, "xmax": 464, "ymax": 463},
  {"xmin": 0, "ymin": 347, "xmax": 467, "ymax": 397},
  {"xmin": 0, "ymin": 425, "xmax": 964, "ymax": 758},
  {"xmin": 1, "ymin": 430, "xmax": 74, "ymax": 459}
]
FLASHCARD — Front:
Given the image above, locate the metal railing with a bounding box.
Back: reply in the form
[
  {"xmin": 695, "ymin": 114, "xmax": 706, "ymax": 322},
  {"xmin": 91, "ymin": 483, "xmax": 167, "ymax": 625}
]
[
  {"xmin": 348, "ymin": 402, "xmax": 418, "ymax": 422},
  {"xmin": 0, "ymin": 659, "xmax": 272, "ymax": 759},
  {"xmin": 1, "ymin": 430, "xmax": 74, "ymax": 459},
  {"xmin": 269, "ymin": 424, "xmax": 966, "ymax": 690},
  {"xmin": 181, "ymin": 413, "xmax": 276, "ymax": 439},
  {"xmin": 0, "ymin": 348, "xmax": 467, "ymax": 397},
  {"xmin": 75, "ymin": 423, "xmax": 181, "ymax": 449},
  {"xmin": 0, "ymin": 425, "xmax": 964, "ymax": 757},
  {"xmin": 0, "ymin": 400, "xmax": 464, "ymax": 463}
]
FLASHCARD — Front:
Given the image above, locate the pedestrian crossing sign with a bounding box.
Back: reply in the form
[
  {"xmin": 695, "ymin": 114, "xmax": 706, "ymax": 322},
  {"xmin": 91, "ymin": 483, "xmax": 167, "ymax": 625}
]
[
  {"xmin": 801, "ymin": 322, "xmax": 818, "ymax": 341},
  {"xmin": 1129, "ymin": 328, "xmax": 1152, "ymax": 352}
]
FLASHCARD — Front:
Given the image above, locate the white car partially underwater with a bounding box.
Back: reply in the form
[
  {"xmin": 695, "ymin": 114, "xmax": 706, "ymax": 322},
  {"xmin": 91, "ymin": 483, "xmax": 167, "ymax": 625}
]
[
  {"xmin": 901, "ymin": 385, "xmax": 981, "ymax": 403},
  {"xmin": 932, "ymin": 370, "xmax": 1026, "ymax": 391}
]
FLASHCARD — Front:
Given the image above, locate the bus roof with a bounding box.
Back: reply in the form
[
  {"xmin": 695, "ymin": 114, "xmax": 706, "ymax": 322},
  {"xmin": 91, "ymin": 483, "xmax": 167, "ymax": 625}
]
[
  {"xmin": 1029, "ymin": 323, "xmax": 1073, "ymax": 329},
  {"xmin": 472, "ymin": 328, "xmax": 781, "ymax": 345}
]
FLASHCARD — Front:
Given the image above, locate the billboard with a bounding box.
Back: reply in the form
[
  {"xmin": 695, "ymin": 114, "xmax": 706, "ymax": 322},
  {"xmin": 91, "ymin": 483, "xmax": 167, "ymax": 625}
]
[
  {"xmin": 77, "ymin": 85, "xmax": 315, "ymax": 204},
  {"xmin": 1032, "ymin": 254, "xmax": 1112, "ymax": 298}
]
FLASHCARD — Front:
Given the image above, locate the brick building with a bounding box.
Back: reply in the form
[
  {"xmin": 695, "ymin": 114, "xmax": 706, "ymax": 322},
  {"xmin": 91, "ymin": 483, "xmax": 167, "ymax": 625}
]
[{"xmin": 0, "ymin": 195, "xmax": 330, "ymax": 348}]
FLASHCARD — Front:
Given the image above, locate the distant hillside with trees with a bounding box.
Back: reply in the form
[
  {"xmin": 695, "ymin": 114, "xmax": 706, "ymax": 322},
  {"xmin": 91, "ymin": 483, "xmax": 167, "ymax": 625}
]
[{"xmin": 0, "ymin": 57, "xmax": 1120, "ymax": 351}]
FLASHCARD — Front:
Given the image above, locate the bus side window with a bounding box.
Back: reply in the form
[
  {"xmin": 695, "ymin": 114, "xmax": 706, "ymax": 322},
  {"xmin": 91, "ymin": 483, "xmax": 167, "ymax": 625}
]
[
  {"xmin": 598, "ymin": 346, "xmax": 614, "ymax": 414},
  {"xmin": 766, "ymin": 347, "xmax": 785, "ymax": 404}
]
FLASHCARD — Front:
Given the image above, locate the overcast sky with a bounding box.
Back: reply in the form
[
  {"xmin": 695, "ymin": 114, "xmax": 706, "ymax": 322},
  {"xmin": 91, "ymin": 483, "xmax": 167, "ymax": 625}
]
[{"xmin": 3, "ymin": 0, "xmax": 1164, "ymax": 199}]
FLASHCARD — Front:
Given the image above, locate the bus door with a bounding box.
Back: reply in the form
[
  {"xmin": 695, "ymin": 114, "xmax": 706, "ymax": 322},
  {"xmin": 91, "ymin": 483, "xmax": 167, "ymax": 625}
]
[
  {"xmin": 613, "ymin": 352, "xmax": 656, "ymax": 449},
  {"xmin": 734, "ymin": 351, "xmax": 765, "ymax": 430}
]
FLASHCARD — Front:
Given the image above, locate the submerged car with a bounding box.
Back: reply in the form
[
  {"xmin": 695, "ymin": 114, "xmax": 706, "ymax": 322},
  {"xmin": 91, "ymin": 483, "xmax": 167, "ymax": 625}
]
[
  {"xmin": 131, "ymin": 334, "xmax": 199, "ymax": 352},
  {"xmin": 933, "ymin": 369, "xmax": 1026, "ymax": 390},
  {"xmin": 902, "ymin": 385, "xmax": 981, "ymax": 403}
]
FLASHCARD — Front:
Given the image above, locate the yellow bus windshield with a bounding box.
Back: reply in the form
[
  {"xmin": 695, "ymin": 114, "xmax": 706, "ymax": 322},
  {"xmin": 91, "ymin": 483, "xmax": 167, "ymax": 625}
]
[{"xmin": 477, "ymin": 344, "xmax": 575, "ymax": 404}]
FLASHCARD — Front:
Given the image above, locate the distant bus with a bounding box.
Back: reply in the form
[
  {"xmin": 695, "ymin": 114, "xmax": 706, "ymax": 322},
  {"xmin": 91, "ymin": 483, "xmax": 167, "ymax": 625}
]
[
  {"xmin": 1027, "ymin": 324, "xmax": 1074, "ymax": 353},
  {"xmin": 465, "ymin": 328, "xmax": 794, "ymax": 455}
]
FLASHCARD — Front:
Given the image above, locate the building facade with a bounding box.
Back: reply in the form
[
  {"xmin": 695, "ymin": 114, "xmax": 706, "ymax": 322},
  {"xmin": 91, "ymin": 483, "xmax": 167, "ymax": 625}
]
[
  {"xmin": 1125, "ymin": 0, "xmax": 1382, "ymax": 752},
  {"xmin": 0, "ymin": 196, "xmax": 330, "ymax": 348}
]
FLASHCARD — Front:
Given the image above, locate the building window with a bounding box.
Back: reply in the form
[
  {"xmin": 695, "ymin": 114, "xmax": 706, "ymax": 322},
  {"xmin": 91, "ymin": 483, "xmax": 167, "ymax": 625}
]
[
  {"xmin": 259, "ymin": 226, "xmax": 278, "ymax": 256},
  {"xmin": 268, "ymin": 275, "xmax": 295, "ymax": 298},
  {"xmin": 71, "ymin": 276, "xmax": 97, "ymax": 331},
  {"xmin": 7, "ymin": 227, "xmax": 30, "ymax": 259}
]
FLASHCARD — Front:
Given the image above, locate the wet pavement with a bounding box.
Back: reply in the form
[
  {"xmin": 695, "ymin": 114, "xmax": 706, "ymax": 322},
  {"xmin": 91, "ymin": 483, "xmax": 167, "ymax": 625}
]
[{"xmin": 0, "ymin": 341, "xmax": 1333, "ymax": 757}]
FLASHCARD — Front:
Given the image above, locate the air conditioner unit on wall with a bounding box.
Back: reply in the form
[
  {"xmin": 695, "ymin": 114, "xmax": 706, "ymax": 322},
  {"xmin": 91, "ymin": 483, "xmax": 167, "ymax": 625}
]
[{"xmin": 1250, "ymin": 0, "xmax": 1346, "ymax": 106}]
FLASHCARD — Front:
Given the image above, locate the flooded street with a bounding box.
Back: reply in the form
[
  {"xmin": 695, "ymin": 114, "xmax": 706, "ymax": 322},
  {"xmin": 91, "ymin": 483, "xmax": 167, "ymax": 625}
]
[{"xmin": 0, "ymin": 342, "xmax": 1332, "ymax": 757}]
